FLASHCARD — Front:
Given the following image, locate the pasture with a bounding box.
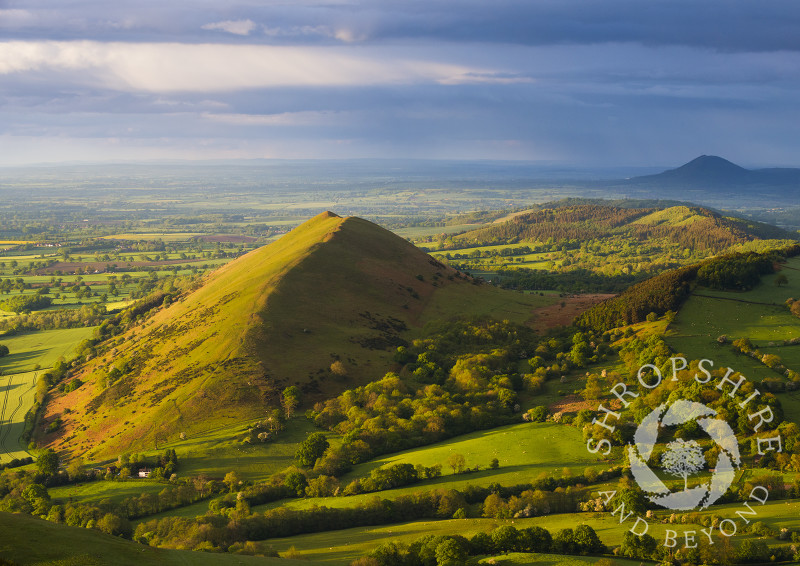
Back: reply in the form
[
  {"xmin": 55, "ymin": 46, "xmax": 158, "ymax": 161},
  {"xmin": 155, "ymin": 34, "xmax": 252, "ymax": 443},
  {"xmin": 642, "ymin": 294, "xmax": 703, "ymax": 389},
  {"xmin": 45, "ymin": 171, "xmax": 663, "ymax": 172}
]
[
  {"xmin": 665, "ymin": 267, "xmax": 800, "ymax": 384},
  {"xmin": 0, "ymin": 327, "xmax": 95, "ymax": 375},
  {"xmin": 0, "ymin": 371, "xmax": 37, "ymax": 463},
  {"xmin": 251, "ymin": 422, "xmax": 606, "ymax": 515},
  {"xmin": 0, "ymin": 511, "xmax": 310, "ymax": 566},
  {"xmin": 0, "ymin": 327, "xmax": 94, "ymax": 463},
  {"xmin": 263, "ymin": 499, "xmax": 800, "ymax": 564},
  {"xmin": 345, "ymin": 422, "xmax": 599, "ymax": 481}
]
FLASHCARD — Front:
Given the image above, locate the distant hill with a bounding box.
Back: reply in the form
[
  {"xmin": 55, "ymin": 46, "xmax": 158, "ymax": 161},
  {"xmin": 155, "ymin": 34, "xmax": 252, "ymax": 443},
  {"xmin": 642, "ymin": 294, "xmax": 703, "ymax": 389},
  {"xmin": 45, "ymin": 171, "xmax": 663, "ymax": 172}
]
[
  {"xmin": 452, "ymin": 203, "xmax": 794, "ymax": 253},
  {"xmin": 628, "ymin": 155, "xmax": 800, "ymax": 188},
  {"xmin": 41, "ymin": 212, "xmax": 543, "ymax": 459}
]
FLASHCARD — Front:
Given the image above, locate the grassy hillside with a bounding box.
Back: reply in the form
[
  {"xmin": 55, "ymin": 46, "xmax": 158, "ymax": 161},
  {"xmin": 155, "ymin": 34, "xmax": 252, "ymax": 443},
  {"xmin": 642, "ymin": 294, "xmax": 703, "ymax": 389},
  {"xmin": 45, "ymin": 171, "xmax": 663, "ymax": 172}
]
[
  {"xmin": 0, "ymin": 511, "xmax": 312, "ymax": 566},
  {"xmin": 40, "ymin": 212, "xmax": 549, "ymax": 460},
  {"xmin": 436, "ymin": 204, "xmax": 796, "ymax": 284}
]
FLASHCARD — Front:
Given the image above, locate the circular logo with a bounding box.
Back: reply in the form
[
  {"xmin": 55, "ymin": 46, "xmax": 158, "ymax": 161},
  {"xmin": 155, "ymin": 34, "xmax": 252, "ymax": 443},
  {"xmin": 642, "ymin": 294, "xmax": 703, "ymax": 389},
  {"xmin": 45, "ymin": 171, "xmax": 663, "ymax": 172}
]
[{"xmin": 627, "ymin": 399, "xmax": 741, "ymax": 511}]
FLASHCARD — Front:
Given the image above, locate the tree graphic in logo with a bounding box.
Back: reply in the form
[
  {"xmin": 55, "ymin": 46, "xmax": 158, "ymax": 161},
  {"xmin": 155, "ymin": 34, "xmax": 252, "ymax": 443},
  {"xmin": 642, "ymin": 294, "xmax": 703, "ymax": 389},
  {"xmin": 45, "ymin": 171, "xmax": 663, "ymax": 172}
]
[
  {"xmin": 661, "ymin": 439, "xmax": 705, "ymax": 492},
  {"xmin": 628, "ymin": 399, "xmax": 741, "ymax": 511}
]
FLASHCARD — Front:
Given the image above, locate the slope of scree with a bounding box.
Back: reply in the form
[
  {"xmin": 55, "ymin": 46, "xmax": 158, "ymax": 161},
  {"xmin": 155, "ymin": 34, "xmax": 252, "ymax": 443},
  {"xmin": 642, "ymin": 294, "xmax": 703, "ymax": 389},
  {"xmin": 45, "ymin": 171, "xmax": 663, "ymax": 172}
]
[{"xmin": 41, "ymin": 212, "xmax": 510, "ymax": 459}]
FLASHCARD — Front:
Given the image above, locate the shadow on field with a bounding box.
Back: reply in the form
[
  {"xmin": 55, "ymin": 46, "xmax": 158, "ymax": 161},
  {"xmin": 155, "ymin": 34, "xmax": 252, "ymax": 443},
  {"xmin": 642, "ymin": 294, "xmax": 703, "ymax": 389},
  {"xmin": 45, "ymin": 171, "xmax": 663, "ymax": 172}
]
[
  {"xmin": 0, "ymin": 382, "xmax": 22, "ymax": 393},
  {"xmin": 0, "ymin": 348, "xmax": 47, "ymax": 373}
]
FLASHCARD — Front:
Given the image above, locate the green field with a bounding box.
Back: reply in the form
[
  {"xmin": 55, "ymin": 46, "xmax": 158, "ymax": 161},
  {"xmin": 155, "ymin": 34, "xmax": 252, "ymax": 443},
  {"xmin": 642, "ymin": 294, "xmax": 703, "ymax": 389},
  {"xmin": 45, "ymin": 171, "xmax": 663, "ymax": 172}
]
[
  {"xmin": 164, "ymin": 417, "xmax": 325, "ymax": 482},
  {"xmin": 250, "ymin": 422, "xmax": 605, "ymax": 515},
  {"xmin": 476, "ymin": 554, "xmax": 649, "ymax": 566},
  {"xmin": 665, "ymin": 259, "xmax": 800, "ymax": 382},
  {"xmin": 0, "ymin": 326, "xmax": 95, "ymax": 463},
  {"xmin": 264, "ymin": 516, "xmax": 624, "ymax": 564},
  {"xmin": 48, "ymin": 479, "xmax": 170, "ymax": 506},
  {"xmin": 263, "ymin": 499, "xmax": 800, "ymax": 565},
  {"xmin": 0, "ymin": 371, "xmax": 37, "ymax": 463},
  {"xmin": 0, "ymin": 511, "xmax": 312, "ymax": 566},
  {"xmin": 0, "ymin": 327, "xmax": 95, "ymax": 375},
  {"xmin": 346, "ymin": 422, "xmax": 600, "ymax": 482}
]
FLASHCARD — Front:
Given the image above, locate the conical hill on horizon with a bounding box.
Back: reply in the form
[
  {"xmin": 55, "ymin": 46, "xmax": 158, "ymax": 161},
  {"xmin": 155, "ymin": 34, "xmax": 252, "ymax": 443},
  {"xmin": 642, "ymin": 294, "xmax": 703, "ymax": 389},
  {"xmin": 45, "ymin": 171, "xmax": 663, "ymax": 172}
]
[{"xmin": 41, "ymin": 211, "xmax": 542, "ymax": 459}]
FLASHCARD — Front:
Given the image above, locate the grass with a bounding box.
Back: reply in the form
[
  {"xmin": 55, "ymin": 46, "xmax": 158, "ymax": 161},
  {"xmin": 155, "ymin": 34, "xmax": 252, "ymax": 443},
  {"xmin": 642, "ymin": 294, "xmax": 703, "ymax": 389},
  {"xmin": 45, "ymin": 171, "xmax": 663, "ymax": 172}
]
[
  {"xmin": 665, "ymin": 263, "xmax": 800, "ymax": 384},
  {"xmin": 263, "ymin": 516, "xmax": 624, "ymax": 565},
  {"xmin": 418, "ymin": 283, "xmax": 553, "ymax": 326},
  {"xmin": 164, "ymin": 416, "xmax": 322, "ymax": 482},
  {"xmin": 0, "ymin": 371, "xmax": 37, "ymax": 463},
  {"xmin": 0, "ymin": 327, "xmax": 95, "ymax": 375},
  {"xmin": 475, "ymin": 553, "xmax": 649, "ymax": 566},
  {"xmin": 0, "ymin": 327, "xmax": 95, "ymax": 463},
  {"xmin": 48, "ymin": 480, "xmax": 169, "ymax": 506},
  {"xmin": 344, "ymin": 422, "xmax": 600, "ymax": 482},
  {"xmin": 262, "ymin": 499, "xmax": 800, "ymax": 565},
  {"xmin": 251, "ymin": 422, "xmax": 606, "ymax": 515},
  {"xmin": 0, "ymin": 511, "xmax": 316, "ymax": 566}
]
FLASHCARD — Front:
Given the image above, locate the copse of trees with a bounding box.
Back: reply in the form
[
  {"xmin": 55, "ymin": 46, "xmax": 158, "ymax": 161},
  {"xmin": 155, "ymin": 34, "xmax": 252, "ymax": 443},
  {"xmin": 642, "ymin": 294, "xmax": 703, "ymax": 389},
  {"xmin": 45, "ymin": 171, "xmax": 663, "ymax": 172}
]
[
  {"xmin": 368, "ymin": 523, "xmax": 604, "ymax": 566},
  {"xmin": 0, "ymin": 294, "xmax": 52, "ymax": 313},
  {"xmin": 695, "ymin": 252, "xmax": 776, "ymax": 290},
  {"xmin": 577, "ymin": 264, "xmax": 697, "ymax": 331}
]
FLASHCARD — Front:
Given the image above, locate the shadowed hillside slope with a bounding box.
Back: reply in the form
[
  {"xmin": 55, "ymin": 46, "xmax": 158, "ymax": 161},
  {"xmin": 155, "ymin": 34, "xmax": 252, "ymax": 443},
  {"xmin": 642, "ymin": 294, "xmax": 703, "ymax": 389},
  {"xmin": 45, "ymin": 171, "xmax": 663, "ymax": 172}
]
[{"xmin": 41, "ymin": 212, "xmax": 544, "ymax": 459}]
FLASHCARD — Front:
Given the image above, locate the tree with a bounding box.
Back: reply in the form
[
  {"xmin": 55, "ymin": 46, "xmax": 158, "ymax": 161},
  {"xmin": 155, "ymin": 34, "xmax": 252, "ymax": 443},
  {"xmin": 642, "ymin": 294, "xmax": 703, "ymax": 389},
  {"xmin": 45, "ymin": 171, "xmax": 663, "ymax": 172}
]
[
  {"xmin": 295, "ymin": 432, "xmax": 330, "ymax": 468},
  {"xmin": 491, "ymin": 525, "xmax": 520, "ymax": 553},
  {"xmin": 67, "ymin": 458, "xmax": 85, "ymax": 482},
  {"xmin": 447, "ymin": 453, "xmax": 465, "ymax": 475},
  {"xmin": 284, "ymin": 471, "xmax": 308, "ymax": 497},
  {"xmin": 435, "ymin": 537, "xmax": 468, "ymax": 566},
  {"xmin": 22, "ymin": 483, "xmax": 51, "ymax": 515},
  {"xmin": 661, "ymin": 438, "xmax": 706, "ymax": 491},
  {"xmin": 36, "ymin": 449, "xmax": 59, "ymax": 476},
  {"xmin": 573, "ymin": 524, "xmax": 603, "ymax": 554},
  {"xmin": 0, "ymin": 344, "xmax": 8, "ymax": 357},
  {"xmin": 775, "ymin": 273, "xmax": 789, "ymax": 287},
  {"xmin": 224, "ymin": 471, "xmax": 242, "ymax": 493},
  {"xmin": 281, "ymin": 386, "xmax": 301, "ymax": 419}
]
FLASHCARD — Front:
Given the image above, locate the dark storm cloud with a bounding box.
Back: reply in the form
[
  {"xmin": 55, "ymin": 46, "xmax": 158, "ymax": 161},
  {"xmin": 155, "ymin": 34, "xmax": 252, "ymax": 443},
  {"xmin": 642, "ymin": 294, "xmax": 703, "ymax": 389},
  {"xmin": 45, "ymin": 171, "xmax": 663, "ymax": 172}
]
[
  {"xmin": 1, "ymin": 0, "xmax": 799, "ymax": 165},
  {"xmin": 3, "ymin": 0, "xmax": 800, "ymax": 52}
]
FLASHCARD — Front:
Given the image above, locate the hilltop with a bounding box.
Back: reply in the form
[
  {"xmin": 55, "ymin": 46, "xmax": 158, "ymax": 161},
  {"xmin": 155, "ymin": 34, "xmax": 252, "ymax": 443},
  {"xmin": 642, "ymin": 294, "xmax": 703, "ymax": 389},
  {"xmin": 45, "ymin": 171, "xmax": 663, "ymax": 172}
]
[
  {"xmin": 627, "ymin": 154, "xmax": 800, "ymax": 188},
  {"xmin": 40, "ymin": 212, "xmax": 546, "ymax": 459},
  {"xmin": 450, "ymin": 203, "xmax": 793, "ymax": 253}
]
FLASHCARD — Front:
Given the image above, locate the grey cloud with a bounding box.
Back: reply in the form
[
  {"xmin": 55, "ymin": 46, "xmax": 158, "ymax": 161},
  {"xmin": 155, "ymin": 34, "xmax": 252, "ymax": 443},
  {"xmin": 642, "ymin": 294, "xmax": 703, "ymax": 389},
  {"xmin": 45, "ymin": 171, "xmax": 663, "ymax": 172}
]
[{"xmin": 2, "ymin": 0, "xmax": 799, "ymax": 53}]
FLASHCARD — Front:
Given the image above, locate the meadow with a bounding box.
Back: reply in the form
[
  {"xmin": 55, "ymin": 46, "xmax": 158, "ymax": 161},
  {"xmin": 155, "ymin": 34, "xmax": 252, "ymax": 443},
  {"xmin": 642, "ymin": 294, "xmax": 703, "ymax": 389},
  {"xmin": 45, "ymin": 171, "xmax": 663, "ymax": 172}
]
[
  {"xmin": 0, "ymin": 327, "xmax": 94, "ymax": 375},
  {"xmin": 0, "ymin": 327, "xmax": 96, "ymax": 463},
  {"xmin": 262, "ymin": 499, "xmax": 800, "ymax": 565},
  {"xmin": 665, "ymin": 256, "xmax": 800, "ymax": 384},
  {"xmin": 0, "ymin": 371, "xmax": 37, "ymax": 462},
  {"xmin": 0, "ymin": 511, "xmax": 307, "ymax": 566}
]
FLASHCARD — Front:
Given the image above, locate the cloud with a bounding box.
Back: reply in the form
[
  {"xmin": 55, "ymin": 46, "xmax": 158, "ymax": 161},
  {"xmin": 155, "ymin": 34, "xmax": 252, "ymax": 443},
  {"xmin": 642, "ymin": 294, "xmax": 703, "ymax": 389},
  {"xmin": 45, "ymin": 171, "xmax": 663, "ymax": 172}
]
[
  {"xmin": 201, "ymin": 110, "xmax": 351, "ymax": 126},
  {"xmin": 0, "ymin": 9, "xmax": 37, "ymax": 26},
  {"xmin": 0, "ymin": 41, "xmax": 510, "ymax": 92},
  {"xmin": 201, "ymin": 19, "xmax": 257, "ymax": 36}
]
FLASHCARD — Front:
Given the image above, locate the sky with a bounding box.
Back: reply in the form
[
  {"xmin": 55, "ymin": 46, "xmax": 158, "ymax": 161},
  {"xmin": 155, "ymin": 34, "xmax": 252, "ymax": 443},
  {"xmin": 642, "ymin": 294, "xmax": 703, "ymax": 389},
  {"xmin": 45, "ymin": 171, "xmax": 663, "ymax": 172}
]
[{"xmin": 1, "ymin": 0, "xmax": 799, "ymax": 167}]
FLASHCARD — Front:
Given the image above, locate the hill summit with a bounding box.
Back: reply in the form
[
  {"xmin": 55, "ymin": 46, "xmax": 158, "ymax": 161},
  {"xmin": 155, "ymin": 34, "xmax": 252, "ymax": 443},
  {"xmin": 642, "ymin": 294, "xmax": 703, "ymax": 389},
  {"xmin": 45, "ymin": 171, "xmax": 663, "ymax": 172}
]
[
  {"xmin": 42, "ymin": 212, "xmax": 535, "ymax": 458},
  {"xmin": 629, "ymin": 155, "xmax": 800, "ymax": 188}
]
